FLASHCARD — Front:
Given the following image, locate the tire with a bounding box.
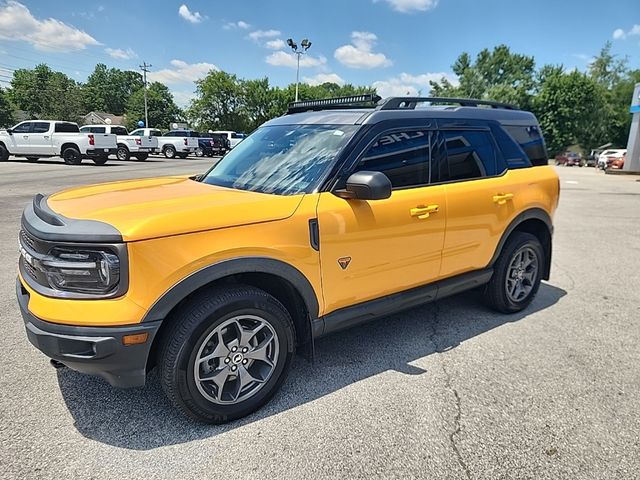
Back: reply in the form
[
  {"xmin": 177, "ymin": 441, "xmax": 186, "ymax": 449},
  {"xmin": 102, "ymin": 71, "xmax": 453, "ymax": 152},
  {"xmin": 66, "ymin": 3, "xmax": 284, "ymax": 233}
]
[
  {"xmin": 134, "ymin": 153, "xmax": 149, "ymax": 161},
  {"xmin": 116, "ymin": 145, "xmax": 130, "ymax": 161},
  {"xmin": 0, "ymin": 144, "xmax": 8, "ymax": 161},
  {"xmin": 26, "ymin": 156, "xmax": 39, "ymax": 163},
  {"xmin": 177, "ymin": 152, "xmax": 189, "ymax": 159},
  {"xmin": 195, "ymin": 147, "xmax": 204, "ymax": 157},
  {"xmin": 158, "ymin": 285, "xmax": 295, "ymax": 424},
  {"xmin": 62, "ymin": 147, "xmax": 82, "ymax": 165},
  {"xmin": 92, "ymin": 156, "xmax": 108, "ymax": 165},
  {"xmin": 164, "ymin": 145, "xmax": 176, "ymax": 159},
  {"xmin": 485, "ymin": 232, "xmax": 544, "ymax": 313}
]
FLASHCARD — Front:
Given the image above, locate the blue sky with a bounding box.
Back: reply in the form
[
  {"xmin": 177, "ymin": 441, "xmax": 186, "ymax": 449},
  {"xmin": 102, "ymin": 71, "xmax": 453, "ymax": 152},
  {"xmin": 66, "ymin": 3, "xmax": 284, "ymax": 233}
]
[{"xmin": 0, "ymin": 0, "xmax": 638, "ymax": 106}]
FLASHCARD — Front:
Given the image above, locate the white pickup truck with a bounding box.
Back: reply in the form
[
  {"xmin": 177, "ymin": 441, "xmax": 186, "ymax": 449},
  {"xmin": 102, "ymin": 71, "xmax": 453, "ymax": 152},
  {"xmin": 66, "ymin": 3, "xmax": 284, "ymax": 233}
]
[
  {"xmin": 0, "ymin": 120, "xmax": 117, "ymax": 165},
  {"xmin": 80, "ymin": 124, "xmax": 158, "ymax": 161},
  {"xmin": 129, "ymin": 128, "xmax": 197, "ymax": 159}
]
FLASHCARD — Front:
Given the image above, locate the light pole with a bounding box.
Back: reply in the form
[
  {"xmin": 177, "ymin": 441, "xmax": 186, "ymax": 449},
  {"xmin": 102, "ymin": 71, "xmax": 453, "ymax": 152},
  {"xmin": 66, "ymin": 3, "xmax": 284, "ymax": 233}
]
[{"xmin": 287, "ymin": 38, "xmax": 312, "ymax": 102}]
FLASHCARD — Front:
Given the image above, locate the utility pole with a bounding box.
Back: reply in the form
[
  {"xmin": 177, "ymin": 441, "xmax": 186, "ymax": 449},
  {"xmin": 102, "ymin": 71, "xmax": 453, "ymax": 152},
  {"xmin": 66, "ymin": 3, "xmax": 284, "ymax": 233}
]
[{"xmin": 139, "ymin": 62, "xmax": 152, "ymax": 128}]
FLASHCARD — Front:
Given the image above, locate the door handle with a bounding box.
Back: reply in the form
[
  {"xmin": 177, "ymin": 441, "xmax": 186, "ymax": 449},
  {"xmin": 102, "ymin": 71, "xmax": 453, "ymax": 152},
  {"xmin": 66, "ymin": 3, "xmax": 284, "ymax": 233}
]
[
  {"xmin": 410, "ymin": 204, "xmax": 439, "ymax": 220},
  {"xmin": 493, "ymin": 193, "xmax": 514, "ymax": 205},
  {"xmin": 23, "ymin": 135, "xmax": 29, "ymax": 139},
  {"xmin": 43, "ymin": 135, "xmax": 49, "ymax": 139}
]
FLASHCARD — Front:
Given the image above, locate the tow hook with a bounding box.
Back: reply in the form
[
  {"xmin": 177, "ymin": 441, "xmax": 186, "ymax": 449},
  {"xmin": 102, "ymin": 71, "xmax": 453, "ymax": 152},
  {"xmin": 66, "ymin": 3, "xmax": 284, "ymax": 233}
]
[{"xmin": 50, "ymin": 359, "xmax": 66, "ymax": 369}]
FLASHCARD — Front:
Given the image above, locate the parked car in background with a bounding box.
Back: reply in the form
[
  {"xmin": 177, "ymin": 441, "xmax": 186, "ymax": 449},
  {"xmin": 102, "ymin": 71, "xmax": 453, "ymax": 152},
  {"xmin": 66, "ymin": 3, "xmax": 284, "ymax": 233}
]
[
  {"xmin": 0, "ymin": 120, "xmax": 116, "ymax": 165},
  {"xmin": 609, "ymin": 152, "xmax": 625, "ymax": 170},
  {"xmin": 597, "ymin": 149, "xmax": 626, "ymax": 170},
  {"xmin": 555, "ymin": 151, "xmax": 583, "ymax": 167},
  {"xmin": 129, "ymin": 128, "xmax": 197, "ymax": 159},
  {"xmin": 80, "ymin": 125, "xmax": 158, "ymax": 161},
  {"xmin": 197, "ymin": 132, "xmax": 228, "ymax": 157},
  {"xmin": 213, "ymin": 130, "xmax": 246, "ymax": 149}
]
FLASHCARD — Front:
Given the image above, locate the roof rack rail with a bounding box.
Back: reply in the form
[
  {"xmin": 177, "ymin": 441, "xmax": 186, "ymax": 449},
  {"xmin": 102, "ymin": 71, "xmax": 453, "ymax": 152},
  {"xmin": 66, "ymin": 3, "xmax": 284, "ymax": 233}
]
[
  {"xmin": 287, "ymin": 93, "xmax": 381, "ymax": 114},
  {"xmin": 379, "ymin": 97, "xmax": 519, "ymax": 111}
]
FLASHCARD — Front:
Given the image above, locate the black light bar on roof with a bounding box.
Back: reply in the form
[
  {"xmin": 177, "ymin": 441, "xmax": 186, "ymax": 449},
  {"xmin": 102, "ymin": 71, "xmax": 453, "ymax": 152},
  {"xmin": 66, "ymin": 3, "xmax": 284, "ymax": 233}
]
[{"xmin": 287, "ymin": 93, "xmax": 382, "ymax": 114}]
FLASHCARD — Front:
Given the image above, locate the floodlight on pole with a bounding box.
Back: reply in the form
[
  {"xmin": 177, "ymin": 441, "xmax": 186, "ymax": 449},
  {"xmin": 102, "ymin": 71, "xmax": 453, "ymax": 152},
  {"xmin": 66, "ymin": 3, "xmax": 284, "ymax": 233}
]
[{"xmin": 287, "ymin": 37, "xmax": 312, "ymax": 102}]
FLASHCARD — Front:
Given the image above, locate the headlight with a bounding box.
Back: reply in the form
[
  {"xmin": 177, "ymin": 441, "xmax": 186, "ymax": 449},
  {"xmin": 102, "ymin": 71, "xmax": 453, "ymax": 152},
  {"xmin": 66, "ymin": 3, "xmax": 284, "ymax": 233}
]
[{"xmin": 40, "ymin": 247, "xmax": 120, "ymax": 295}]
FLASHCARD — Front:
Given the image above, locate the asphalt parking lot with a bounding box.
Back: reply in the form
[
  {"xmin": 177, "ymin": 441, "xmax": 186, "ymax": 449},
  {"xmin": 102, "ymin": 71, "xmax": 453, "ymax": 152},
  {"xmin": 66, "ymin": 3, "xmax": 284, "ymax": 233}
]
[{"xmin": 0, "ymin": 158, "xmax": 639, "ymax": 479}]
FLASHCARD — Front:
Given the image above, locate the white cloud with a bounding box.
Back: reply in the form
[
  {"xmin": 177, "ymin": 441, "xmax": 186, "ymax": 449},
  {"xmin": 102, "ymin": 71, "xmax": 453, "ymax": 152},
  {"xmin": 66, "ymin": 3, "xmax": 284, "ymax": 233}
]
[
  {"xmin": 612, "ymin": 24, "xmax": 640, "ymax": 40},
  {"xmin": 265, "ymin": 39, "xmax": 286, "ymax": 50},
  {"xmin": 334, "ymin": 31, "xmax": 391, "ymax": 69},
  {"xmin": 105, "ymin": 47, "xmax": 137, "ymax": 60},
  {"xmin": 0, "ymin": 1, "xmax": 99, "ymax": 52},
  {"xmin": 248, "ymin": 29, "xmax": 281, "ymax": 41},
  {"xmin": 224, "ymin": 20, "xmax": 250, "ymax": 30},
  {"xmin": 148, "ymin": 59, "xmax": 218, "ymax": 85},
  {"xmin": 376, "ymin": 0, "xmax": 439, "ymax": 13},
  {"xmin": 265, "ymin": 51, "xmax": 327, "ymax": 68},
  {"xmin": 171, "ymin": 90, "xmax": 195, "ymax": 108},
  {"xmin": 178, "ymin": 4, "xmax": 203, "ymax": 24},
  {"xmin": 303, "ymin": 73, "xmax": 346, "ymax": 86},
  {"xmin": 372, "ymin": 72, "xmax": 458, "ymax": 97}
]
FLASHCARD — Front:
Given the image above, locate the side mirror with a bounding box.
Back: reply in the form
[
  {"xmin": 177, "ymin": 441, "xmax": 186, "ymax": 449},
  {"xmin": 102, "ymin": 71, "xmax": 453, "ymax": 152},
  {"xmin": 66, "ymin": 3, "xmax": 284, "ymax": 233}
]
[
  {"xmin": 6, "ymin": 128, "xmax": 12, "ymax": 135},
  {"xmin": 334, "ymin": 171, "xmax": 392, "ymax": 201}
]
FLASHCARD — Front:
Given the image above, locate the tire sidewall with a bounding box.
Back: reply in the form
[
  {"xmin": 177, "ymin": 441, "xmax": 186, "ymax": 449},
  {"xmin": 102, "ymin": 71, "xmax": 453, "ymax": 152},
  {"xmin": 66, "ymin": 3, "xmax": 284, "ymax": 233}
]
[
  {"xmin": 495, "ymin": 233, "xmax": 544, "ymax": 312},
  {"xmin": 116, "ymin": 146, "xmax": 130, "ymax": 161},
  {"xmin": 62, "ymin": 147, "xmax": 81, "ymax": 165},
  {"xmin": 168, "ymin": 292, "xmax": 294, "ymax": 422},
  {"xmin": 164, "ymin": 146, "xmax": 176, "ymax": 158}
]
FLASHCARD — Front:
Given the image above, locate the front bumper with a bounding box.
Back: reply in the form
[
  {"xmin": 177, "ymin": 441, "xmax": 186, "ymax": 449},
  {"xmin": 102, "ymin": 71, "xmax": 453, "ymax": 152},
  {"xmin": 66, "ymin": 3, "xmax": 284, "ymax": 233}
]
[
  {"xmin": 16, "ymin": 279, "xmax": 160, "ymax": 388},
  {"xmin": 85, "ymin": 148, "xmax": 117, "ymax": 158}
]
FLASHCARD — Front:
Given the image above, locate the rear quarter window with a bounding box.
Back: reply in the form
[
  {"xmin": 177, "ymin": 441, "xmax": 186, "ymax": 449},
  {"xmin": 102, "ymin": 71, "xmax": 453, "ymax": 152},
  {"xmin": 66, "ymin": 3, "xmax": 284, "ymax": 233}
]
[
  {"xmin": 54, "ymin": 122, "xmax": 80, "ymax": 133},
  {"xmin": 503, "ymin": 125, "xmax": 548, "ymax": 166}
]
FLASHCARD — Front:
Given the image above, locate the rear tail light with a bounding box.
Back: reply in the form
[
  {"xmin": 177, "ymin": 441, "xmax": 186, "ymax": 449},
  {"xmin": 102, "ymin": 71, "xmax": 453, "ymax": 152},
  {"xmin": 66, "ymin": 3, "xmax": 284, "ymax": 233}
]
[
  {"xmin": 88, "ymin": 134, "xmax": 95, "ymax": 146},
  {"xmin": 184, "ymin": 138, "xmax": 188, "ymax": 146},
  {"xmin": 135, "ymin": 138, "xmax": 142, "ymax": 146}
]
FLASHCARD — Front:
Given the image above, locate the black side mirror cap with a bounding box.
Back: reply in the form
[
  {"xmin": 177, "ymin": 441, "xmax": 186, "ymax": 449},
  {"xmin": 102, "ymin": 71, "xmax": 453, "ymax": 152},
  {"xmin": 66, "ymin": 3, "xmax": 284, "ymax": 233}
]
[
  {"xmin": 6, "ymin": 129, "xmax": 12, "ymax": 135},
  {"xmin": 334, "ymin": 171, "xmax": 392, "ymax": 201}
]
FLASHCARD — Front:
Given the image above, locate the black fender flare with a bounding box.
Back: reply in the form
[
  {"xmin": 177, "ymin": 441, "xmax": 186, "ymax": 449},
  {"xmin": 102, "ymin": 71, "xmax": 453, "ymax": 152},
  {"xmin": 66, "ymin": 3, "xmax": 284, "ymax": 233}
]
[
  {"xmin": 142, "ymin": 257, "xmax": 320, "ymax": 323},
  {"xmin": 488, "ymin": 208, "xmax": 553, "ymax": 279}
]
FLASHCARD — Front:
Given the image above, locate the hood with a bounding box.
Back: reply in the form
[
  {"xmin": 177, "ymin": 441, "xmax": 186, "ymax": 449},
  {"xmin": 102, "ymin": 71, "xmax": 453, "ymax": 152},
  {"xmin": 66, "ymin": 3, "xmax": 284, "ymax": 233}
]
[{"xmin": 47, "ymin": 176, "xmax": 304, "ymax": 241}]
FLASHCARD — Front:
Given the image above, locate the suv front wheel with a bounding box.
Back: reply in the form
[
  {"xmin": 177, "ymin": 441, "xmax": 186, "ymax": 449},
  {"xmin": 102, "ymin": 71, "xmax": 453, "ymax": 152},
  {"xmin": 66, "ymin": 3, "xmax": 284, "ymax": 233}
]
[
  {"xmin": 485, "ymin": 232, "xmax": 544, "ymax": 313},
  {"xmin": 158, "ymin": 285, "xmax": 295, "ymax": 423}
]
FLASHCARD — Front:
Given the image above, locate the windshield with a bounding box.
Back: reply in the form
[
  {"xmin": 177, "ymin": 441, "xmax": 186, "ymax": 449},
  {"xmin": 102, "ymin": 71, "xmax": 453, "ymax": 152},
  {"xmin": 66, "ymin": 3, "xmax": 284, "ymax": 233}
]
[{"xmin": 200, "ymin": 124, "xmax": 358, "ymax": 195}]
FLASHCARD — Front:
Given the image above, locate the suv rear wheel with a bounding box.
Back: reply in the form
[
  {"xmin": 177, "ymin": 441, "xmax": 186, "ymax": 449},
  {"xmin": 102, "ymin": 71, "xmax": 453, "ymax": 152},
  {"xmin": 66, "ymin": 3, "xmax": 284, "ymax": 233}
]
[
  {"xmin": 158, "ymin": 285, "xmax": 295, "ymax": 424},
  {"xmin": 485, "ymin": 232, "xmax": 544, "ymax": 313}
]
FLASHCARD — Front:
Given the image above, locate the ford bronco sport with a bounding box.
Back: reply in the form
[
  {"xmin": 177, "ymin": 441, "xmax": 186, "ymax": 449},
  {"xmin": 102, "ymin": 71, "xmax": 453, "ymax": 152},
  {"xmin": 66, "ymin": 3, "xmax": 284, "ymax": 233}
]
[{"xmin": 17, "ymin": 95, "xmax": 559, "ymax": 423}]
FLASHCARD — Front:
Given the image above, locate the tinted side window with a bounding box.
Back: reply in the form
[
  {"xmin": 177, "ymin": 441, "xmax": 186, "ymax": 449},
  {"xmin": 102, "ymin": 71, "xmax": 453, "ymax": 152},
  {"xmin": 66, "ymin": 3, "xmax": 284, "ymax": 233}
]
[
  {"xmin": 503, "ymin": 125, "xmax": 548, "ymax": 166},
  {"xmin": 440, "ymin": 130, "xmax": 497, "ymax": 181},
  {"xmin": 55, "ymin": 122, "xmax": 79, "ymax": 133},
  {"xmin": 111, "ymin": 126, "xmax": 128, "ymax": 135},
  {"xmin": 355, "ymin": 130, "xmax": 430, "ymax": 188},
  {"xmin": 13, "ymin": 122, "xmax": 32, "ymax": 133},
  {"xmin": 151, "ymin": 130, "xmax": 162, "ymax": 137},
  {"xmin": 31, "ymin": 122, "xmax": 50, "ymax": 133}
]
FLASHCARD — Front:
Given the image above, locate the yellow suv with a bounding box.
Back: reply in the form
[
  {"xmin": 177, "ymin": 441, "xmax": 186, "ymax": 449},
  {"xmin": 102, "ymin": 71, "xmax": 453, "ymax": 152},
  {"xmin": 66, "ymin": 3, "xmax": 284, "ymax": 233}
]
[{"xmin": 17, "ymin": 95, "xmax": 559, "ymax": 423}]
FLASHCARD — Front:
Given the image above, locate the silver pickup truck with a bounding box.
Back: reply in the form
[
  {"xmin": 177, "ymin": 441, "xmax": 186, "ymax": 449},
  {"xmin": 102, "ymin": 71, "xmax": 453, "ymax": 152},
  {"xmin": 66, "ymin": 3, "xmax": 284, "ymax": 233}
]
[
  {"xmin": 80, "ymin": 124, "xmax": 159, "ymax": 161},
  {"xmin": 0, "ymin": 120, "xmax": 117, "ymax": 165}
]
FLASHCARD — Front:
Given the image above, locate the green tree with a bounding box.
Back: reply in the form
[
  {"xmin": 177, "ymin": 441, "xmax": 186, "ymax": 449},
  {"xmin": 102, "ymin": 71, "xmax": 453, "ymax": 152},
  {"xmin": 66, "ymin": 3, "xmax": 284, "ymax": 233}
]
[
  {"xmin": 188, "ymin": 71, "xmax": 246, "ymax": 132},
  {"xmin": 430, "ymin": 45, "xmax": 536, "ymax": 108},
  {"xmin": 124, "ymin": 82, "xmax": 182, "ymax": 130},
  {"xmin": 589, "ymin": 42, "xmax": 627, "ymax": 89},
  {"xmin": 9, "ymin": 64, "xmax": 82, "ymax": 121},
  {"xmin": 0, "ymin": 88, "xmax": 14, "ymax": 127},
  {"xmin": 534, "ymin": 69, "xmax": 608, "ymax": 155},
  {"xmin": 82, "ymin": 64, "xmax": 144, "ymax": 115}
]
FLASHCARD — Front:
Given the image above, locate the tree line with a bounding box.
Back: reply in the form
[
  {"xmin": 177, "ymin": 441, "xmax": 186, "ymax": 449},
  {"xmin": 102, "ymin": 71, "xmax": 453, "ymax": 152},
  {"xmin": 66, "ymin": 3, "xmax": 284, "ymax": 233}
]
[{"xmin": 0, "ymin": 42, "xmax": 637, "ymax": 155}]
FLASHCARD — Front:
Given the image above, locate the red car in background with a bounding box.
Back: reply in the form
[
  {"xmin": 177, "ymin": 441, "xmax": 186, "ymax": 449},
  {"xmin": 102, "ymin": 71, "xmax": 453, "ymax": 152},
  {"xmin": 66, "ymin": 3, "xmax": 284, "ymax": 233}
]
[
  {"xmin": 555, "ymin": 151, "xmax": 583, "ymax": 166},
  {"xmin": 609, "ymin": 152, "xmax": 625, "ymax": 169}
]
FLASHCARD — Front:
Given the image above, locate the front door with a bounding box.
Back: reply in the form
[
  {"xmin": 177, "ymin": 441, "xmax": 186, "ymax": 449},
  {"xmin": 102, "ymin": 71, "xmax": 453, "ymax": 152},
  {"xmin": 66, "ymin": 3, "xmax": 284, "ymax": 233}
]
[
  {"xmin": 27, "ymin": 121, "xmax": 52, "ymax": 156},
  {"xmin": 8, "ymin": 122, "xmax": 32, "ymax": 154},
  {"xmin": 317, "ymin": 128, "xmax": 446, "ymax": 316}
]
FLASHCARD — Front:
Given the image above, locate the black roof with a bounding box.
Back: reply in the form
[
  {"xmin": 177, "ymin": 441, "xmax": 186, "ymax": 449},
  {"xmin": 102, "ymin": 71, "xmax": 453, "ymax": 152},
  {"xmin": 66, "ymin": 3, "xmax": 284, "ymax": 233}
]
[{"xmin": 264, "ymin": 94, "xmax": 538, "ymax": 127}]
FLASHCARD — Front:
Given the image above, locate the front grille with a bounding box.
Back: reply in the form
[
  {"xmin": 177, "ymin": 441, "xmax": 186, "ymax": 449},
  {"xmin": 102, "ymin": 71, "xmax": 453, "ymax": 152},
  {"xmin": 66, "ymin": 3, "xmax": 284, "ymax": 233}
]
[
  {"xmin": 22, "ymin": 257, "xmax": 37, "ymax": 279},
  {"xmin": 20, "ymin": 230, "xmax": 36, "ymax": 250}
]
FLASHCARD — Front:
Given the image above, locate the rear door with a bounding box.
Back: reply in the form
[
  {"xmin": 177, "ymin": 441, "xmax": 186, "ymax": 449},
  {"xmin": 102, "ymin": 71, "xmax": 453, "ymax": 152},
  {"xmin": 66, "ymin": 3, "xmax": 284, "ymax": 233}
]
[
  {"xmin": 27, "ymin": 121, "xmax": 52, "ymax": 156},
  {"xmin": 433, "ymin": 124, "xmax": 516, "ymax": 278},
  {"xmin": 317, "ymin": 123, "xmax": 447, "ymax": 315}
]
